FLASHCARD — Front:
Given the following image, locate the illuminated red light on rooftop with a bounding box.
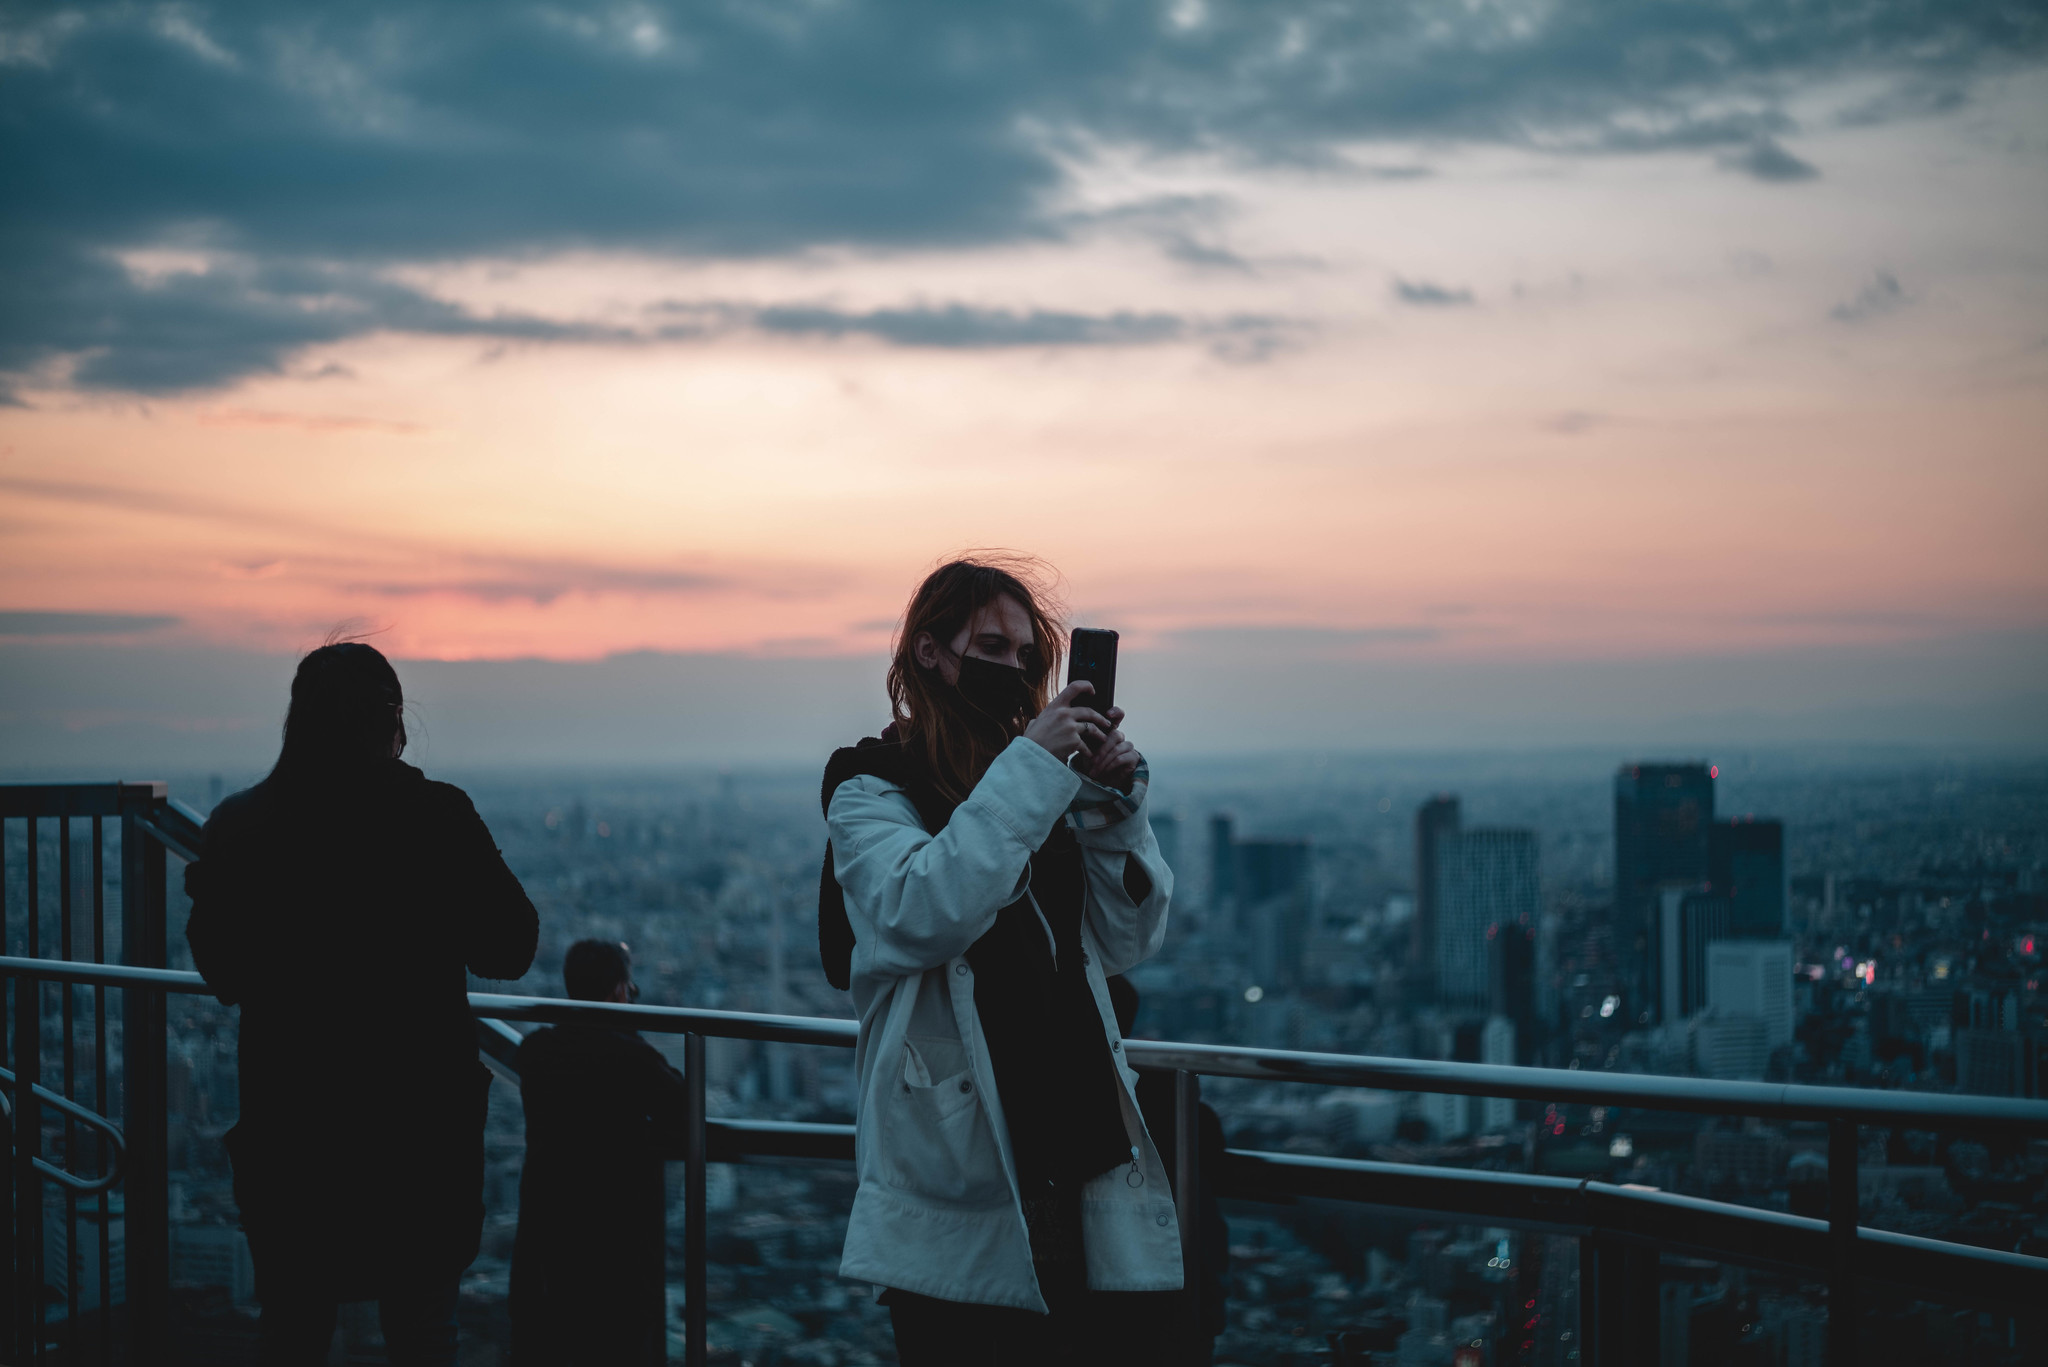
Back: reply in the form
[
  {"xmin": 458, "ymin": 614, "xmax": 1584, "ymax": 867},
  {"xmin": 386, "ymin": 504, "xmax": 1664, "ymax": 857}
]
[{"xmin": 1710, "ymin": 765, "xmax": 1719, "ymax": 779}]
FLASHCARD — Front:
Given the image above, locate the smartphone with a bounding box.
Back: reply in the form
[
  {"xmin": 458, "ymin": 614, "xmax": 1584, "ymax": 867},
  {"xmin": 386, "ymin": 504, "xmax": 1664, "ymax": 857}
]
[{"xmin": 1067, "ymin": 628, "xmax": 1119, "ymax": 717}]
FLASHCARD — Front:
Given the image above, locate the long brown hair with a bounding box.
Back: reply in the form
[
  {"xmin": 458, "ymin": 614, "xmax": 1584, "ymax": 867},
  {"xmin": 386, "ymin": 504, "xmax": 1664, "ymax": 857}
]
[{"xmin": 887, "ymin": 554, "xmax": 1066, "ymax": 805}]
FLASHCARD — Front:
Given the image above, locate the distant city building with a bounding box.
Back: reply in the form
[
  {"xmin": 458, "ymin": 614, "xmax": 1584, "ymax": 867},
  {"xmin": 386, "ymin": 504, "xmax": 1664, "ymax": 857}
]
[
  {"xmin": 1150, "ymin": 812, "xmax": 1182, "ymax": 883},
  {"xmin": 1759, "ymin": 1297, "xmax": 1828, "ymax": 1367},
  {"xmin": 1490, "ymin": 919, "xmax": 1540, "ymax": 1063},
  {"xmin": 1316, "ymin": 1090, "xmax": 1402, "ymax": 1146},
  {"xmin": 1955, "ymin": 990, "xmax": 2034, "ymax": 1096},
  {"xmin": 47, "ymin": 1198, "xmax": 127, "ymax": 1309},
  {"xmin": 1437, "ymin": 827, "xmax": 1539, "ymax": 1013},
  {"xmin": 1209, "ymin": 813, "xmax": 1236, "ymax": 914},
  {"xmin": 1692, "ymin": 1011, "xmax": 1770, "ymax": 1080},
  {"xmin": 1616, "ymin": 763, "xmax": 1715, "ymax": 1016},
  {"xmin": 169, "ymin": 1221, "xmax": 255, "ymax": 1306},
  {"xmin": 1422, "ymin": 1090, "xmax": 1471, "ymax": 1140},
  {"xmin": 1956, "ymin": 1030, "xmax": 2028, "ymax": 1095},
  {"xmin": 1413, "ymin": 796, "xmax": 1461, "ymax": 984},
  {"xmin": 1479, "ymin": 1016, "xmax": 1515, "ymax": 1132},
  {"xmin": 1710, "ymin": 818, "xmax": 1787, "ymax": 936},
  {"xmin": 1209, "ymin": 815, "xmax": 1313, "ymax": 984},
  {"xmin": 1705, "ymin": 939, "xmax": 1794, "ymax": 1050},
  {"xmin": 1659, "ymin": 885, "xmax": 1731, "ymax": 1025}
]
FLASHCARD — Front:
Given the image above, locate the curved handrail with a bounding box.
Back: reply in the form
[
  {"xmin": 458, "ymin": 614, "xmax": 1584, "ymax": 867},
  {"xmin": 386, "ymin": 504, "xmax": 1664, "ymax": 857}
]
[
  {"xmin": 0, "ymin": 1066, "xmax": 128, "ymax": 1196},
  {"xmin": 2, "ymin": 953, "xmax": 2041, "ymax": 1317},
  {"xmin": 5, "ymin": 956, "xmax": 2046, "ymax": 1134}
]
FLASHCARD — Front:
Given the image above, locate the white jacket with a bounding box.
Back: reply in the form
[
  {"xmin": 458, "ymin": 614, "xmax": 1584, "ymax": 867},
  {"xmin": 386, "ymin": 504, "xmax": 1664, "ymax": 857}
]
[{"xmin": 828, "ymin": 735, "xmax": 1181, "ymax": 1310}]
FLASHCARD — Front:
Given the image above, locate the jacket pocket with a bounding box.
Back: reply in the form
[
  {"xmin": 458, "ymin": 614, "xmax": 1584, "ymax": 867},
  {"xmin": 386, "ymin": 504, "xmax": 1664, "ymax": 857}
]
[{"xmin": 880, "ymin": 1041, "xmax": 1007, "ymax": 1207}]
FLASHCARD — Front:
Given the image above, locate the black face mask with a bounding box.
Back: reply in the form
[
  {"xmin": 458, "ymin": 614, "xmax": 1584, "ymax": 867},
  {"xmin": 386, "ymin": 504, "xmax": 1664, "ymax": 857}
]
[{"xmin": 955, "ymin": 653, "xmax": 1036, "ymax": 725}]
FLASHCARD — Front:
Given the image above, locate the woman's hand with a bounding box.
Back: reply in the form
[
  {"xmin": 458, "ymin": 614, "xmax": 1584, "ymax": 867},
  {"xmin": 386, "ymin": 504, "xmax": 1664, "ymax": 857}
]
[
  {"xmin": 1079, "ymin": 707, "xmax": 1140, "ymax": 790},
  {"xmin": 1024, "ymin": 682, "xmax": 1113, "ymax": 762}
]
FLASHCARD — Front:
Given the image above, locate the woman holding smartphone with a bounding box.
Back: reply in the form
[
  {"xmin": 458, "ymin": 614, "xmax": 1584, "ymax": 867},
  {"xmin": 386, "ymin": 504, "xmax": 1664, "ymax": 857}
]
[{"xmin": 818, "ymin": 555, "xmax": 1181, "ymax": 1364}]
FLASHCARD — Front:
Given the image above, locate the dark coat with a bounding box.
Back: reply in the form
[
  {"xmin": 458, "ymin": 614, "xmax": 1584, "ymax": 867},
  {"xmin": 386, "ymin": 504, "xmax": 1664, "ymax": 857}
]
[
  {"xmin": 509, "ymin": 1024, "xmax": 690, "ymax": 1367},
  {"xmin": 184, "ymin": 760, "xmax": 539, "ymax": 1300}
]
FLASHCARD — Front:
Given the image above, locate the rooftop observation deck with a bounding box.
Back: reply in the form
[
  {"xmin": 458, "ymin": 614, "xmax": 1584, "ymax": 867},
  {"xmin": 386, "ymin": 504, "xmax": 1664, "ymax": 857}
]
[{"xmin": 3, "ymin": 782, "xmax": 2045, "ymax": 1365}]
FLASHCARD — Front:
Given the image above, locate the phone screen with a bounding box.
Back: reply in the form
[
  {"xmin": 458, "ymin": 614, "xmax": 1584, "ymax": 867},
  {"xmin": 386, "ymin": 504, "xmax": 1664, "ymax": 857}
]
[{"xmin": 1067, "ymin": 628, "xmax": 1119, "ymax": 716}]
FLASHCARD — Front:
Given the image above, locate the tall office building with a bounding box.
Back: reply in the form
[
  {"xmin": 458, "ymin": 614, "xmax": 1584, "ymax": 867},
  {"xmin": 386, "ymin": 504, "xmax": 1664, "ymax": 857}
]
[
  {"xmin": 1710, "ymin": 818, "xmax": 1786, "ymax": 936},
  {"xmin": 1438, "ymin": 828, "xmax": 1539, "ymax": 1013},
  {"xmin": 1616, "ymin": 763, "xmax": 1715, "ymax": 1017},
  {"xmin": 1151, "ymin": 812, "xmax": 1182, "ymax": 883},
  {"xmin": 1956, "ymin": 990, "xmax": 2034, "ymax": 1097},
  {"xmin": 1705, "ymin": 939, "xmax": 1794, "ymax": 1049},
  {"xmin": 1236, "ymin": 837, "xmax": 1312, "ymax": 905},
  {"xmin": 1658, "ymin": 885, "xmax": 1731, "ymax": 1024},
  {"xmin": 1413, "ymin": 796, "xmax": 1461, "ymax": 983},
  {"xmin": 1210, "ymin": 815, "xmax": 1314, "ymax": 983},
  {"xmin": 1444, "ymin": 1016, "xmax": 1517, "ymax": 1132},
  {"xmin": 1209, "ymin": 814, "xmax": 1236, "ymax": 916},
  {"xmin": 1479, "ymin": 1015, "xmax": 1516, "ymax": 1132},
  {"xmin": 1490, "ymin": 919, "xmax": 1540, "ymax": 1063},
  {"xmin": 1237, "ymin": 837, "xmax": 1313, "ymax": 987}
]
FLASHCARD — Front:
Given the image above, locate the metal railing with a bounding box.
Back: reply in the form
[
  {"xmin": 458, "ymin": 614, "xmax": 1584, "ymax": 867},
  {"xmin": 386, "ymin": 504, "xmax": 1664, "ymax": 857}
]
[
  {"xmin": 2, "ymin": 784, "xmax": 181, "ymax": 1365},
  {"xmin": 5, "ymin": 781, "xmax": 2047, "ymax": 1366}
]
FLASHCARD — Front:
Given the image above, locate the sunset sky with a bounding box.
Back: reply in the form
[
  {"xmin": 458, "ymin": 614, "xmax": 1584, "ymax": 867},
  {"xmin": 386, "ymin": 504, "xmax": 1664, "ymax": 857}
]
[{"xmin": 3, "ymin": 1, "xmax": 2046, "ymax": 767}]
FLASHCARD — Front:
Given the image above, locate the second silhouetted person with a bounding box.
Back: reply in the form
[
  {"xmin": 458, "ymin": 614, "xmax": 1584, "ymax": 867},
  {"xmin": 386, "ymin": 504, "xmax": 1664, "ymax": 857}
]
[{"xmin": 510, "ymin": 939, "xmax": 690, "ymax": 1366}]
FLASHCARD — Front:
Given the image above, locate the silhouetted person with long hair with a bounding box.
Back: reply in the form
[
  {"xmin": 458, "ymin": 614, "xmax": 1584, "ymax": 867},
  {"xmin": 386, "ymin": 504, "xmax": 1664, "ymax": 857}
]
[
  {"xmin": 185, "ymin": 641, "xmax": 539, "ymax": 1366},
  {"xmin": 510, "ymin": 939, "xmax": 689, "ymax": 1366},
  {"xmin": 818, "ymin": 555, "xmax": 1181, "ymax": 1365}
]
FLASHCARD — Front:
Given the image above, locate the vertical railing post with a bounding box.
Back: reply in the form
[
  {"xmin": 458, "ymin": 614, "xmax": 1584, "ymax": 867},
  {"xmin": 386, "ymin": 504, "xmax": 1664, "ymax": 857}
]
[
  {"xmin": 91, "ymin": 814, "xmax": 111, "ymax": 1367},
  {"xmin": 1173, "ymin": 1069, "xmax": 1201, "ymax": 1364},
  {"xmin": 12, "ymin": 966, "xmax": 43, "ymax": 1364},
  {"xmin": 16, "ymin": 816, "xmax": 44, "ymax": 1364},
  {"xmin": 59, "ymin": 817, "xmax": 78, "ymax": 1354},
  {"xmin": 1, "ymin": 815, "xmax": 13, "ymax": 1357},
  {"xmin": 1583, "ymin": 1233, "xmax": 1657, "ymax": 1366},
  {"xmin": 1577, "ymin": 1236, "xmax": 1599, "ymax": 1367},
  {"xmin": 120, "ymin": 788, "xmax": 169, "ymax": 1367},
  {"xmin": 684, "ymin": 1031, "xmax": 707, "ymax": 1367},
  {"xmin": 1828, "ymin": 1119, "xmax": 1859, "ymax": 1366}
]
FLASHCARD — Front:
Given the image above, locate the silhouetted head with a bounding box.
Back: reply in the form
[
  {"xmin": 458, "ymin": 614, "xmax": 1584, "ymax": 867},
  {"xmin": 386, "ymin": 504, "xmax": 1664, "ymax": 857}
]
[
  {"xmin": 889, "ymin": 553, "xmax": 1064, "ymax": 804},
  {"xmin": 564, "ymin": 939, "xmax": 636, "ymax": 1003},
  {"xmin": 270, "ymin": 642, "xmax": 406, "ymax": 782}
]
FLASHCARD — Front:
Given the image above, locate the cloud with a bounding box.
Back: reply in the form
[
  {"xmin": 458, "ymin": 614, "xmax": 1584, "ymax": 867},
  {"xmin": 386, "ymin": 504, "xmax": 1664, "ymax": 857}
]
[
  {"xmin": 1165, "ymin": 625, "xmax": 1443, "ymax": 656},
  {"xmin": 2, "ymin": 0, "xmax": 2039, "ymax": 393},
  {"xmin": 0, "ymin": 474, "xmax": 833, "ymax": 604},
  {"xmin": 1719, "ymin": 138, "xmax": 1821, "ymax": 181},
  {"xmin": 750, "ymin": 303, "xmax": 1185, "ymax": 348},
  {"xmin": 1393, "ymin": 279, "xmax": 1476, "ymax": 307},
  {"xmin": 349, "ymin": 564, "xmax": 728, "ymax": 605},
  {"xmin": 0, "ymin": 611, "xmax": 180, "ymax": 637},
  {"xmin": 0, "ymin": 247, "xmax": 628, "ymax": 394},
  {"xmin": 1831, "ymin": 270, "xmax": 1908, "ymax": 324}
]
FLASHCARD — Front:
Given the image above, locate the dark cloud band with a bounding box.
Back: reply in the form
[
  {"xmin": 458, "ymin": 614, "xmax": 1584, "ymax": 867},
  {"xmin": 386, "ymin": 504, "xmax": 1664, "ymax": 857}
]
[{"xmin": 2, "ymin": 0, "xmax": 2039, "ymax": 394}]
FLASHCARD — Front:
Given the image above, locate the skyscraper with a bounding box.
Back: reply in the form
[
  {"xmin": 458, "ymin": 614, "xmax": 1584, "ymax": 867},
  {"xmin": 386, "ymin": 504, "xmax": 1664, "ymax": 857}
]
[
  {"xmin": 1710, "ymin": 818, "xmax": 1786, "ymax": 937},
  {"xmin": 1616, "ymin": 763, "xmax": 1715, "ymax": 1018},
  {"xmin": 1490, "ymin": 919, "xmax": 1540, "ymax": 1062},
  {"xmin": 1209, "ymin": 813, "xmax": 1237, "ymax": 918},
  {"xmin": 1209, "ymin": 815, "xmax": 1314, "ymax": 983},
  {"xmin": 1478, "ymin": 1016, "xmax": 1516, "ymax": 1132},
  {"xmin": 1658, "ymin": 885, "xmax": 1731, "ymax": 1024},
  {"xmin": 1705, "ymin": 939, "xmax": 1795, "ymax": 1049},
  {"xmin": 1236, "ymin": 837, "xmax": 1313, "ymax": 987},
  {"xmin": 1414, "ymin": 796, "xmax": 1461, "ymax": 983},
  {"xmin": 1438, "ymin": 828, "xmax": 1539, "ymax": 1013}
]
